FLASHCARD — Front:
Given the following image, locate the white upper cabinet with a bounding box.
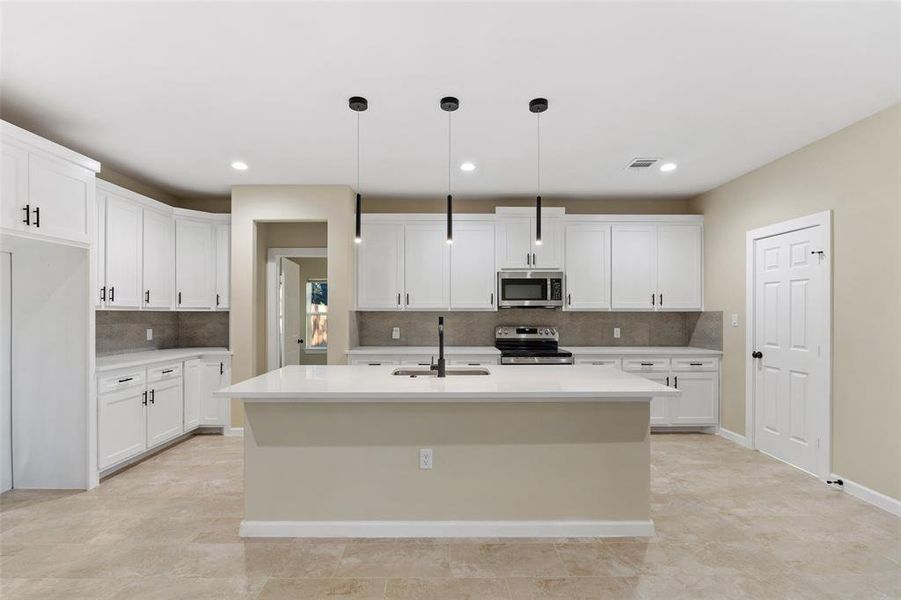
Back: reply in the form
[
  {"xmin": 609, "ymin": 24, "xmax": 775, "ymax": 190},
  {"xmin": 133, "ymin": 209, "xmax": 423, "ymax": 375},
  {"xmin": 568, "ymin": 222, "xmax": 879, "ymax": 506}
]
[
  {"xmin": 142, "ymin": 208, "xmax": 174, "ymax": 309},
  {"xmin": 656, "ymin": 224, "xmax": 703, "ymax": 311},
  {"xmin": 104, "ymin": 193, "xmax": 144, "ymax": 309},
  {"xmin": 94, "ymin": 196, "xmax": 106, "ymax": 308},
  {"xmin": 1, "ymin": 123, "xmax": 100, "ymax": 247},
  {"xmin": 175, "ymin": 218, "xmax": 215, "ymax": 309},
  {"xmin": 214, "ymin": 224, "xmax": 230, "ymax": 309},
  {"xmin": 495, "ymin": 208, "xmax": 564, "ymax": 270},
  {"xmin": 612, "ymin": 224, "xmax": 658, "ymax": 310},
  {"xmin": 450, "ymin": 221, "xmax": 496, "ymax": 310},
  {"xmin": 564, "ymin": 223, "xmax": 611, "ymax": 310},
  {"xmin": 404, "ymin": 221, "xmax": 450, "ymax": 310},
  {"xmin": 495, "ymin": 216, "xmax": 532, "ymax": 269},
  {"xmin": 357, "ymin": 222, "xmax": 404, "ymax": 310}
]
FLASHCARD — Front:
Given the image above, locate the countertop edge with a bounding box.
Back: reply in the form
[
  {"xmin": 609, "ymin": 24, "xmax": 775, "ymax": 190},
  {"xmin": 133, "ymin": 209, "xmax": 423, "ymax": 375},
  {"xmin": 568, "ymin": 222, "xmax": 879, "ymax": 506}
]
[{"xmin": 96, "ymin": 348, "xmax": 232, "ymax": 373}]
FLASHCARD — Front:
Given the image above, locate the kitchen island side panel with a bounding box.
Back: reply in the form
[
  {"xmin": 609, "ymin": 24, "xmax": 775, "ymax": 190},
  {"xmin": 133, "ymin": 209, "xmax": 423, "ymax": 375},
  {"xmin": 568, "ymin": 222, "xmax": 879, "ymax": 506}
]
[{"xmin": 243, "ymin": 400, "xmax": 649, "ymax": 523}]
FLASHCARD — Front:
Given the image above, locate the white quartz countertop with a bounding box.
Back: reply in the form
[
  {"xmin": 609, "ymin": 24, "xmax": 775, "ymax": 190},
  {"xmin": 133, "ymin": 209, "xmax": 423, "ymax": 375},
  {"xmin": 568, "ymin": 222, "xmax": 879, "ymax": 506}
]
[
  {"xmin": 215, "ymin": 364, "xmax": 678, "ymax": 402},
  {"xmin": 562, "ymin": 346, "xmax": 722, "ymax": 356},
  {"xmin": 347, "ymin": 346, "xmax": 501, "ymax": 356},
  {"xmin": 96, "ymin": 347, "xmax": 231, "ymax": 373}
]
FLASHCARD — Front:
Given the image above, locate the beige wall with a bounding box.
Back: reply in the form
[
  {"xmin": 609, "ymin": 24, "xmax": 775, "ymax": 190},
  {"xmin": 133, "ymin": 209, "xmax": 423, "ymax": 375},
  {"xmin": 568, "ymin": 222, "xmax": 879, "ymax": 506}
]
[
  {"xmin": 362, "ymin": 196, "xmax": 691, "ymax": 215},
  {"xmin": 689, "ymin": 104, "xmax": 901, "ymax": 500},
  {"xmin": 230, "ymin": 186, "xmax": 354, "ymax": 427}
]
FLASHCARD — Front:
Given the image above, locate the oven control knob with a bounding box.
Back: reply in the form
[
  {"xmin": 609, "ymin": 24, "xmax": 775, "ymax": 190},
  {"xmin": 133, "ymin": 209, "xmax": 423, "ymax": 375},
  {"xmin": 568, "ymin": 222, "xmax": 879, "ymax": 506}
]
[
  {"xmin": 549, "ymin": 328, "xmax": 556, "ymax": 335},
  {"xmin": 542, "ymin": 328, "xmax": 549, "ymax": 335}
]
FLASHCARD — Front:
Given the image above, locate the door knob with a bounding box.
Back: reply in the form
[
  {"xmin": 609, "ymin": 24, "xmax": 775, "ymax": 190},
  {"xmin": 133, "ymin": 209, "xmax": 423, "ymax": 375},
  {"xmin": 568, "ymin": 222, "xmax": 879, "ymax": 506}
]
[
  {"xmin": 751, "ymin": 350, "xmax": 763, "ymax": 359},
  {"xmin": 297, "ymin": 338, "xmax": 304, "ymax": 345}
]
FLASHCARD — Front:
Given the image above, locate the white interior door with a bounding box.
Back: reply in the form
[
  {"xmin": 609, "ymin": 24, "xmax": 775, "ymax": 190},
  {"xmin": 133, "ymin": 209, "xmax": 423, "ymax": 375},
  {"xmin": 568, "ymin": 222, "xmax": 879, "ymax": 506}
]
[
  {"xmin": 611, "ymin": 224, "xmax": 657, "ymax": 310},
  {"xmin": 753, "ymin": 225, "xmax": 826, "ymax": 476},
  {"xmin": 657, "ymin": 224, "xmax": 703, "ymax": 310},
  {"xmin": 565, "ymin": 223, "xmax": 611, "ymax": 310},
  {"xmin": 281, "ymin": 259, "xmax": 302, "ymax": 366},
  {"xmin": 1, "ymin": 252, "xmax": 11, "ymax": 492},
  {"xmin": 450, "ymin": 221, "xmax": 496, "ymax": 309},
  {"xmin": 404, "ymin": 222, "xmax": 450, "ymax": 309}
]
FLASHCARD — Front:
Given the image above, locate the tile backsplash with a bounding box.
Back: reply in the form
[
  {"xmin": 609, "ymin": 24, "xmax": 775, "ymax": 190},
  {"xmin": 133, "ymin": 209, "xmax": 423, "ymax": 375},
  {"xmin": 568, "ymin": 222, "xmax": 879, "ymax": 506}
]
[
  {"xmin": 354, "ymin": 310, "xmax": 722, "ymax": 350},
  {"xmin": 96, "ymin": 311, "xmax": 229, "ymax": 355}
]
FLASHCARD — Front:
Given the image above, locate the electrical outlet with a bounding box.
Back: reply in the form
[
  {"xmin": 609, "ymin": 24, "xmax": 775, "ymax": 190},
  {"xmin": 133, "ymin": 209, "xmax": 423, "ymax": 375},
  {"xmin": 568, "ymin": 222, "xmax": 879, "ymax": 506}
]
[
  {"xmin": 392, "ymin": 327, "xmax": 401, "ymax": 340},
  {"xmin": 731, "ymin": 313, "xmax": 739, "ymax": 327},
  {"xmin": 419, "ymin": 448, "xmax": 433, "ymax": 470},
  {"xmin": 146, "ymin": 328, "xmax": 153, "ymax": 341},
  {"xmin": 613, "ymin": 327, "xmax": 621, "ymax": 339}
]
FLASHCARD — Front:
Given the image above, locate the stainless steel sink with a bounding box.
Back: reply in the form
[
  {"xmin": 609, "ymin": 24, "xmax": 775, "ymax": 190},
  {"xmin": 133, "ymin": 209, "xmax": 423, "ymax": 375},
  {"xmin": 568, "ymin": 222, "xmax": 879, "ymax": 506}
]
[{"xmin": 392, "ymin": 367, "xmax": 490, "ymax": 377}]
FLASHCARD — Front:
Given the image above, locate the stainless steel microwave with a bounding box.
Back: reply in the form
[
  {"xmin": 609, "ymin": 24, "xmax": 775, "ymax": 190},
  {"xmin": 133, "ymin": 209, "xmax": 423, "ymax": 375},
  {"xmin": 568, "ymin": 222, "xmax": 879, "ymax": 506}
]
[{"xmin": 497, "ymin": 270, "xmax": 565, "ymax": 308}]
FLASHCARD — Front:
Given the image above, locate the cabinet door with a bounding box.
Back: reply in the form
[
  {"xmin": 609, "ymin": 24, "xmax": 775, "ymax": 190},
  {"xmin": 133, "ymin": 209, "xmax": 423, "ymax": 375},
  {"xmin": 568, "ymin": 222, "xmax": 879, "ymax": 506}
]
[
  {"xmin": 214, "ymin": 224, "xmax": 230, "ymax": 309},
  {"xmin": 200, "ymin": 360, "xmax": 226, "ymax": 426},
  {"xmin": 356, "ymin": 222, "xmax": 404, "ymax": 310},
  {"xmin": 1, "ymin": 142, "xmax": 29, "ymax": 234},
  {"xmin": 495, "ymin": 217, "xmax": 532, "ymax": 269},
  {"xmin": 670, "ymin": 371, "xmax": 718, "ymax": 426},
  {"xmin": 645, "ymin": 374, "xmax": 671, "ymax": 426},
  {"xmin": 98, "ymin": 387, "xmax": 146, "ymax": 469},
  {"xmin": 611, "ymin": 224, "xmax": 657, "ymax": 310},
  {"xmin": 104, "ymin": 194, "xmax": 143, "ymax": 308},
  {"xmin": 175, "ymin": 219, "xmax": 214, "ymax": 309},
  {"xmin": 27, "ymin": 153, "xmax": 93, "ymax": 245},
  {"xmin": 564, "ymin": 223, "xmax": 611, "ymax": 310},
  {"xmin": 451, "ymin": 222, "xmax": 496, "ymax": 310},
  {"xmin": 183, "ymin": 359, "xmax": 202, "ymax": 430},
  {"xmin": 94, "ymin": 196, "xmax": 106, "ymax": 308},
  {"xmin": 147, "ymin": 378, "xmax": 184, "ymax": 447},
  {"xmin": 142, "ymin": 208, "xmax": 174, "ymax": 309},
  {"xmin": 657, "ymin": 224, "xmax": 702, "ymax": 311},
  {"xmin": 404, "ymin": 222, "xmax": 450, "ymax": 310},
  {"xmin": 532, "ymin": 215, "xmax": 564, "ymax": 269}
]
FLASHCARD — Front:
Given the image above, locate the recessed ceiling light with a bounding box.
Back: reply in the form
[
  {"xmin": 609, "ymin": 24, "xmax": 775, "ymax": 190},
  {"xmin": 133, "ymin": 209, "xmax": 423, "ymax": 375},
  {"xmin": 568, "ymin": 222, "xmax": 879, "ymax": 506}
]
[
  {"xmin": 659, "ymin": 162, "xmax": 677, "ymax": 172},
  {"xmin": 460, "ymin": 162, "xmax": 476, "ymax": 172},
  {"xmin": 231, "ymin": 161, "xmax": 249, "ymax": 171}
]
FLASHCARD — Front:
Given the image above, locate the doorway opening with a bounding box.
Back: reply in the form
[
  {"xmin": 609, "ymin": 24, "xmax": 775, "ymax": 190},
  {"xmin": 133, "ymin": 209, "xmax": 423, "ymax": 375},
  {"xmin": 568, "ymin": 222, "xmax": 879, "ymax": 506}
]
[
  {"xmin": 745, "ymin": 211, "xmax": 832, "ymax": 479},
  {"xmin": 267, "ymin": 248, "xmax": 328, "ymax": 370}
]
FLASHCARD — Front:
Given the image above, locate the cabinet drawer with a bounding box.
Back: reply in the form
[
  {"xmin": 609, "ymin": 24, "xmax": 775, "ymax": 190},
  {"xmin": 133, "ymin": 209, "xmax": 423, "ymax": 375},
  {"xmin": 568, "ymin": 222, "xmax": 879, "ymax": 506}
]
[
  {"xmin": 147, "ymin": 362, "xmax": 183, "ymax": 382},
  {"xmin": 575, "ymin": 358, "xmax": 622, "ymax": 369},
  {"xmin": 671, "ymin": 358, "xmax": 718, "ymax": 372},
  {"xmin": 450, "ymin": 358, "xmax": 498, "ymax": 366},
  {"xmin": 98, "ymin": 370, "xmax": 146, "ymax": 394},
  {"xmin": 350, "ymin": 358, "xmax": 401, "ymax": 366},
  {"xmin": 622, "ymin": 358, "xmax": 670, "ymax": 372}
]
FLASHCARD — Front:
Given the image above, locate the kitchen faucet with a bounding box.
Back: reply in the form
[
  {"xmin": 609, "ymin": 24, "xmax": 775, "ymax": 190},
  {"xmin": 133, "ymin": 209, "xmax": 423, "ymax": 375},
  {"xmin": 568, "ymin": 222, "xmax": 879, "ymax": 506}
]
[{"xmin": 430, "ymin": 316, "xmax": 447, "ymax": 378}]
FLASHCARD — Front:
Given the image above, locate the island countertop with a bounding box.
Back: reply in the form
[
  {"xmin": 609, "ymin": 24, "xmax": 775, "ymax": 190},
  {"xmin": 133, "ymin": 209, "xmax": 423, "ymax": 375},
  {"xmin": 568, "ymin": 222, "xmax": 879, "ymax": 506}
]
[{"xmin": 215, "ymin": 364, "xmax": 678, "ymax": 402}]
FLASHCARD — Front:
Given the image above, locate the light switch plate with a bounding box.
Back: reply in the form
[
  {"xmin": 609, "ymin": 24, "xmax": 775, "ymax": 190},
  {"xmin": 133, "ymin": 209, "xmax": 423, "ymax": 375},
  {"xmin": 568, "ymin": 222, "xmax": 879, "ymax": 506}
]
[
  {"xmin": 613, "ymin": 327, "xmax": 621, "ymax": 339},
  {"xmin": 391, "ymin": 327, "xmax": 401, "ymax": 340},
  {"xmin": 146, "ymin": 328, "xmax": 153, "ymax": 341},
  {"xmin": 731, "ymin": 314, "xmax": 739, "ymax": 327}
]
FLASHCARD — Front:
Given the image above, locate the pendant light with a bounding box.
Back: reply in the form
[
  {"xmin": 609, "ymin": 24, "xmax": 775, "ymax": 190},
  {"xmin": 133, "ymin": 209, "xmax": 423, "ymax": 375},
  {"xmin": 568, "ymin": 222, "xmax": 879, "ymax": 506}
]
[
  {"xmin": 440, "ymin": 96, "xmax": 459, "ymax": 244},
  {"xmin": 530, "ymin": 98, "xmax": 548, "ymax": 245},
  {"xmin": 349, "ymin": 96, "xmax": 368, "ymax": 243}
]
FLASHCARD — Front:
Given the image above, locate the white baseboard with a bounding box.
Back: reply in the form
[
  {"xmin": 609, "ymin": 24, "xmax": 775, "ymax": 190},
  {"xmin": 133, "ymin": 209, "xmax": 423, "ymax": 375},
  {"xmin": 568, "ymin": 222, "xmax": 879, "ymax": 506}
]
[
  {"xmin": 225, "ymin": 427, "xmax": 244, "ymax": 437},
  {"xmin": 240, "ymin": 519, "xmax": 655, "ymax": 539},
  {"xmin": 830, "ymin": 474, "xmax": 901, "ymax": 518},
  {"xmin": 716, "ymin": 427, "xmax": 748, "ymax": 447}
]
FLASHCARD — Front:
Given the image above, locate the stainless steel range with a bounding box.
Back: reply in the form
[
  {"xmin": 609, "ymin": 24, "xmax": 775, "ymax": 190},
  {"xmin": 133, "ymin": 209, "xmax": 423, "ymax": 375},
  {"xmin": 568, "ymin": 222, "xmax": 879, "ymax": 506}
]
[{"xmin": 495, "ymin": 326, "xmax": 574, "ymax": 365}]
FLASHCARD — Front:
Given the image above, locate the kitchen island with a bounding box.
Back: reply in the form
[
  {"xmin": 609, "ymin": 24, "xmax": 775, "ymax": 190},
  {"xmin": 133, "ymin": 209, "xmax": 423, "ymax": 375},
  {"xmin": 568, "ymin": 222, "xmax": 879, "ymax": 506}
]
[{"xmin": 215, "ymin": 364, "xmax": 677, "ymax": 538}]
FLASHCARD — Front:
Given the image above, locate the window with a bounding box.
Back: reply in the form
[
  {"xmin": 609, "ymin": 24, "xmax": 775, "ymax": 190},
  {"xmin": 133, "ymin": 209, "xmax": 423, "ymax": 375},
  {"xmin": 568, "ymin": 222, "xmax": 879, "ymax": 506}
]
[{"xmin": 305, "ymin": 279, "xmax": 328, "ymax": 351}]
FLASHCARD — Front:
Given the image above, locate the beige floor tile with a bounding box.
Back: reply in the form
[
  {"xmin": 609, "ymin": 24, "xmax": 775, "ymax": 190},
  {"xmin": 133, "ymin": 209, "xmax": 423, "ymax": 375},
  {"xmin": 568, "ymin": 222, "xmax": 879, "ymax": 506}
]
[
  {"xmin": 258, "ymin": 577, "xmax": 387, "ymax": 599},
  {"xmin": 505, "ymin": 576, "xmax": 630, "ymax": 599},
  {"xmin": 386, "ymin": 577, "xmax": 511, "ymax": 600},
  {"xmin": 269, "ymin": 541, "xmax": 346, "ymax": 577},
  {"xmin": 109, "ymin": 576, "xmax": 268, "ymax": 600},
  {"xmin": 449, "ymin": 543, "xmax": 567, "ymax": 577},
  {"xmin": 554, "ymin": 542, "xmax": 639, "ymax": 577},
  {"xmin": 0, "ymin": 577, "xmax": 131, "ymax": 600},
  {"xmin": 335, "ymin": 542, "xmax": 451, "ymax": 578}
]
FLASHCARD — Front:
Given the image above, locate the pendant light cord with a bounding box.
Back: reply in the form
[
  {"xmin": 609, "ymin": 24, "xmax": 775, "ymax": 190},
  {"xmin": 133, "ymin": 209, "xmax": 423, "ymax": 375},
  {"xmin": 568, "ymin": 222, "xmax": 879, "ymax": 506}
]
[
  {"xmin": 536, "ymin": 112, "xmax": 541, "ymax": 196},
  {"xmin": 356, "ymin": 111, "xmax": 361, "ymax": 192},
  {"xmin": 447, "ymin": 110, "xmax": 452, "ymax": 195}
]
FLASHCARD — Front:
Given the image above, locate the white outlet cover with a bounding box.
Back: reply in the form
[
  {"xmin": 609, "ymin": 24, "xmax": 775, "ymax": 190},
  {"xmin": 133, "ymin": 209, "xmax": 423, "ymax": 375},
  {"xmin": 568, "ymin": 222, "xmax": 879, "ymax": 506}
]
[
  {"xmin": 731, "ymin": 313, "xmax": 739, "ymax": 327},
  {"xmin": 613, "ymin": 327, "xmax": 621, "ymax": 339},
  {"xmin": 146, "ymin": 328, "xmax": 153, "ymax": 341},
  {"xmin": 392, "ymin": 327, "xmax": 401, "ymax": 340},
  {"xmin": 419, "ymin": 448, "xmax": 433, "ymax": 470}
]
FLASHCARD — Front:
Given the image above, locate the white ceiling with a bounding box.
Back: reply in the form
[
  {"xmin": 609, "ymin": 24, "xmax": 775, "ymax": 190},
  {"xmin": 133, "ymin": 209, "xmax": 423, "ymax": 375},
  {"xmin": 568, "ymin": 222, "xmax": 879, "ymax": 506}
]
[{"xmin": 2, "ymin": 1, "xmax": 898, "ymax": 199}]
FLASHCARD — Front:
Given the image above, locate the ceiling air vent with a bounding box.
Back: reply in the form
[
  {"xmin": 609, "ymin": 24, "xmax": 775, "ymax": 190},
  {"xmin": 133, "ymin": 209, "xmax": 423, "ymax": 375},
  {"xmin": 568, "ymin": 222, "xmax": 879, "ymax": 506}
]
[{"xmin": 626, "ymin": 157, "xmax": 659, "ymax": 170}]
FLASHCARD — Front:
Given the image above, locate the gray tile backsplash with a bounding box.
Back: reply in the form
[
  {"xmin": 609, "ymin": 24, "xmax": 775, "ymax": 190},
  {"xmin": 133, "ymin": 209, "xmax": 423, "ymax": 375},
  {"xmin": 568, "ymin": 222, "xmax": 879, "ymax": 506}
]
[
  {"xmin": 96, "ymin": 311, "xmax": 229, "ymax": 355},
  {"xmin": 355, "ymin": 310, "xmax": 722, "ymax": 349}
]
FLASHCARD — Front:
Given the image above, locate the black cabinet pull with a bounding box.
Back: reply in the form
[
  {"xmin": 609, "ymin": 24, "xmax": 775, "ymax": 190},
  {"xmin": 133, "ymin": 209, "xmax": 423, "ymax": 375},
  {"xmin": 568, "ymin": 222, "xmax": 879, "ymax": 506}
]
[
  {"xmin": 532, "ymin": 252, "xmax": 536, "ymax": 265},
  {"xmin": 216, "ymin": 293, "xmax": 220, "ymax": 307},
  {"xmin": 177, "ymin": 291, "xmax": 182, "ymax": 305},
  {"xmin": 145, "ymin": 290, "xmax": 150, "ymax": 304},
  {"xmin": 690, "ymin": 362, "xmax": 703, "ymax": 366},
  {"xmin": 22, "ymin": 204, "xmax": 30, "ymax": 226},
  {"xmin": 109, "ymin": 287, "xmax": 115, "ymax": 302},
  {"xmin": 405, "ymin": 293, "xmax": 410, "ymax": 305},
  {"xmin": 666, "ymin": 376, "xmax": 669, "ymax": 386},
  {"xmin": 567, "ymin": 293, "xmax": 572, "ymax": 306},
  {"xmin": 368, "ymin": 363, "xmax": 381, "ymax": 366},
  {"xmin": 100, "ymin": 286, "xmax": 106, "ymax": 302},
  {"xmin": 397, "ymin": 293, "xmax": 401, "ymax": 306},
  {"xmin": 219, "ymin": 362, "xmax": 223, "ymax": 375},
  {"xmin": 149, "ymin": 389, "xmax": 155, "ymax": 404},
  {"xmin": 117, "ymin": 377, "xmax": 133, "ymax": 383},
  {"xmin": 33, "ymin": 206, "xmax": 40, "ymax": 227},
  {"xmin": 651, "ymin": 294, "xmax": 655, "ymax": 306},
  {"xmin": 490, "ymin": 292, "xmax": 494, "ymax": 305},
  {"xmin": 674, "ymin": 376, "xmax": 678, "ymax": 389},
  {"xmin": 640, "ymin": 362, "xmax": 654, "ymax": 366},
  {"xmin": 161, "ymin": 369, "xmax": 174, "ymax": 374},
  {"xmin": 659, "ymin": 293, "xmax": 663, "ymax": 307},
  {"xmin": 142, "ymin": 390, "xmax": 148, "ymax": 406}
]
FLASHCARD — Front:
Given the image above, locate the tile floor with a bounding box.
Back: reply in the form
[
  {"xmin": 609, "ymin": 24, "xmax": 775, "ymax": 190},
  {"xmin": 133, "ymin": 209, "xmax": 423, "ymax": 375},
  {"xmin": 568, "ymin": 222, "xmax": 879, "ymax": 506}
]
[{"xmin": 1, "ymin": 433, "xmax": 898, "ymax": 599}]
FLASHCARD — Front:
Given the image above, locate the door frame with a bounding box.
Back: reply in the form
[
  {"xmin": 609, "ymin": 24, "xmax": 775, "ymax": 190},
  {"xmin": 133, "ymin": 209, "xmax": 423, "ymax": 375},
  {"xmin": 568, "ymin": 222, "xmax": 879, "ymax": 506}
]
[
  {"xmin": 745, "ymin": 210, "xmax": 832, "ymax": 479},
  {"xmin": 266, "ymin": 247, "xmax": 327, "ymax": 371}
]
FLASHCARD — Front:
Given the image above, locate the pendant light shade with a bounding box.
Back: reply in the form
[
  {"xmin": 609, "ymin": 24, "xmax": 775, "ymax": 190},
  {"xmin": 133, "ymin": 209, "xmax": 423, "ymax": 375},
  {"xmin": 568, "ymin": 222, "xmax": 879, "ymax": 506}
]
[
  {"xmin": 441, "ymin": 96, "xmax": 459, "ymax": 244},
  {"xmin": 349, "ymin": 96, "xmax": 368, "ymax": 243},
  {"xmin": 530, "ymin": 98, "xmax": 548, "ymax": 246}
]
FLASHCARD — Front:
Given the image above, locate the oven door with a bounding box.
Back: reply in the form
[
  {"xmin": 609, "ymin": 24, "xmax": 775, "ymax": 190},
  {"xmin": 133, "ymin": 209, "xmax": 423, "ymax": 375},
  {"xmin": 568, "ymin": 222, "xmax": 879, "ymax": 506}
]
[{"xmin": 497, "ymin": 271, "xmax": 563, "ymax": 308}]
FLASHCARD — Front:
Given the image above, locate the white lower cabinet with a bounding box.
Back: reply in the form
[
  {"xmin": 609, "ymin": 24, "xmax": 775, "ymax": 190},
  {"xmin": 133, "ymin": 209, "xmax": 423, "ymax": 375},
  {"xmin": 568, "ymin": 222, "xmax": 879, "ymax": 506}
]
[
  {"xmin": 669, "ymin": 371, "xmax": 718, "ymax": 426},
  {"xmin": 98, "ymin": 383, "xmax": 147, "ymax": 470},
  {"xmin": 184, "ymin": 359, "xmax": 202, "ymax": 429},
  {"xmin": 200, "ymin": 358, "xmax": 230, "ymax": 426},
  {"xmin": 147, "ymin": 377, "xmax": 184, "ymax": 448},
  {"xmin": 618, "ymin": 356, "xmax": 719, "ymax": 427}
]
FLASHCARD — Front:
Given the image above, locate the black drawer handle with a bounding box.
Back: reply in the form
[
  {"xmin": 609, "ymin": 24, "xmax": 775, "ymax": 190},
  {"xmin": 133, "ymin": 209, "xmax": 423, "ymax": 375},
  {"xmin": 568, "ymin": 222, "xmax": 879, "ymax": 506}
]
[
  {"xmin": 117, "ymin": 377, "xmax": 133, "ymax": 383},
  {"xmin": 689, "ymin": 362, "xmax": 703, "ymax": 366},
  {"xmin": 145, "ymin": 290, "xmax": 150, "ymax": 304},
  {"xmin": 109, "ymin": 286, "xmax": 115, "ymax": 302},
  {"xmin": 33, "ymin": 206, "xmax": 40, "ymax": 228},
  {"xmin": 368, "ymin": 363, "xmax": 381, "ymax": 366},
  {"xmin": 22, "ymin": 204, "xmax": 30, "ymax": 226},
  {"xmin": 149, "ymin": 389, "xmax": 155, "ymax": 404},
  {"xmin": 640, "ymin": 362, "xmax": 654, "ymax": 366},
  {"xmin": 161, "ymin": 369, "xmax": 174, "ymax": 374}
]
